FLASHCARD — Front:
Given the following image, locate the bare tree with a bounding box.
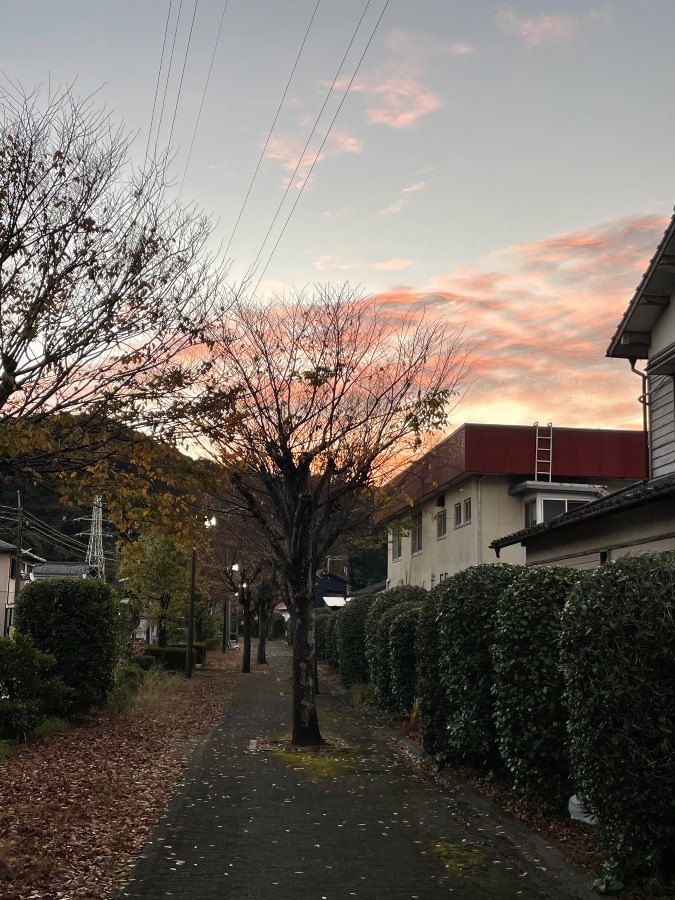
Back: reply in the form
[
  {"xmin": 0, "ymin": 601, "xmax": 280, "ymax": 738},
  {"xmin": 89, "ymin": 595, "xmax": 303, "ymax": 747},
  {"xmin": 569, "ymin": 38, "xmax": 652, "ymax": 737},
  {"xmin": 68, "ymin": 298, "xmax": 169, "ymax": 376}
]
[
  {"xmin": 196, "ymin": 285, "xmax": 471, "ymax": 745},
  {"xmin": 0, "ymin": 83, "xmax": 227, "ymax": 481}
]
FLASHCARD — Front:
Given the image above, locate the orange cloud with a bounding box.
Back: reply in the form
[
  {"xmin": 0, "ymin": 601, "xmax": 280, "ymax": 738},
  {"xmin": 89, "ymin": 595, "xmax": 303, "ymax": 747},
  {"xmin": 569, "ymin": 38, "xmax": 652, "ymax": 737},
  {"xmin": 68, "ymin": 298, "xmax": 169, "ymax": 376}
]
[
  {"xmin": 341, "ymin": 75, "xmax": 441, "ymax": 129},
  {"xmin": 381, "ymin": 181, "xmax": 427, "ymax": 215},
  {"xmin": 371, "ymin": 214, "xmax": 668, "ymax": 430}
]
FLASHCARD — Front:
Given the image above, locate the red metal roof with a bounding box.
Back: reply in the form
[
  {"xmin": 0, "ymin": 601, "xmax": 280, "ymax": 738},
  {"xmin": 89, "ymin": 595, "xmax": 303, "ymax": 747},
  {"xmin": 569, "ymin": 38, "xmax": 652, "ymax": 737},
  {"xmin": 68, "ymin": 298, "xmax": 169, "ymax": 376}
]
[{"xmin": 380, "ymin": 423, "xmax": 646, "ymax": 520}]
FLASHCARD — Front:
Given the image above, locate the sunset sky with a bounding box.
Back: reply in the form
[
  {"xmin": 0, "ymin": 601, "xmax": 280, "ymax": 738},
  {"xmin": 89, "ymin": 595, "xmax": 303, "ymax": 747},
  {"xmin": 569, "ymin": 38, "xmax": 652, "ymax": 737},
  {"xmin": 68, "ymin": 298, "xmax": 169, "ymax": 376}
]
[{"xmin": 3, "ymin": 0, "xmax": 674, "ymax": 432}]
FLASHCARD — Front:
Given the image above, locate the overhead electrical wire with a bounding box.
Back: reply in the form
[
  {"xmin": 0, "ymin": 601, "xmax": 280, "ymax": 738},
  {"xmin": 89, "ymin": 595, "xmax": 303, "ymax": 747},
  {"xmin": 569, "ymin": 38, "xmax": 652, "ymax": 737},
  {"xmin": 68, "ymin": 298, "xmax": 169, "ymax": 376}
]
[
  {"xmin": 144, "ymin": 0, "xmax": 175, "ymax": 162},
  {"xmin": 153, "ymin": 0, "xmax": 185, "ymax": 158},
  {"xmin": 251, "ymin": 0, "xmax": 391, "ymax": 295},
  {"xmin": 167, "ymin": 0, "xmax": 201, "ymax": 152},
  {"xmin": 179, "ymin": 0, "xmax": 230, "ymax": 196},
  {"xmin": 223, "ymin": 0, "xmax": 323, "ymax": 260}
]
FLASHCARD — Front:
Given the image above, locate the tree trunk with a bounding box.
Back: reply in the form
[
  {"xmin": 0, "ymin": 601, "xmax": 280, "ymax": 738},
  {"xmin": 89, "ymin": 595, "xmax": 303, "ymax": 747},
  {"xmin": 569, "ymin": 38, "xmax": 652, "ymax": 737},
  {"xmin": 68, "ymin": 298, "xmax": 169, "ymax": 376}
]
[
  {"xmin": 257, "ymin": 598, "xmax": 268, "ymax": 665},
  {"xmin": 291, "ymin": 596, "xmax": 323, "ymax": 746},
  {"xmin": 241, "ymin": 604, "xmax": 252, "ymax": 673},
  {"xmin": 221, "ymin": 596, "xmax": 228, "ymax": 653}
]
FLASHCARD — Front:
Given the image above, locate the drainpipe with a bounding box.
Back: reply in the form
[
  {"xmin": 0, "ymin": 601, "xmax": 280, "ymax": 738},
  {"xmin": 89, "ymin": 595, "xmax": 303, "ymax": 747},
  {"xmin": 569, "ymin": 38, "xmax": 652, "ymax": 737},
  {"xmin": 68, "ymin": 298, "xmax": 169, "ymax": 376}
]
[
  {"xmin": 630, "ymin": 359, "xmax": 650, "ymax": 480},
  {"xmin": 475, "ymin": 476, "xmax": 485, "ymax": 564}
]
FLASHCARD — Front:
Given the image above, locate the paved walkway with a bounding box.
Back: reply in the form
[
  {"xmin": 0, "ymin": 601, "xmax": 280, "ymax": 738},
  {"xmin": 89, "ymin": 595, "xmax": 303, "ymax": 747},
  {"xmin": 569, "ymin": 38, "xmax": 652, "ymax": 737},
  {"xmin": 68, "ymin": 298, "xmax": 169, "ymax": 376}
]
[{"xmin": 117, "ymin": 642, "xmax": 595, "ymax": 900}]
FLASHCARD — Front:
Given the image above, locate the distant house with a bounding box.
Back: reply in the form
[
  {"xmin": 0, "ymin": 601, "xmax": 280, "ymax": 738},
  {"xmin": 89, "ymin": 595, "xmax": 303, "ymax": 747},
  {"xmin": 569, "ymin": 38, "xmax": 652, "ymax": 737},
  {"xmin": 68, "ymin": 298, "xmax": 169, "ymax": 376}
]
[
  {"xmin": 380, "ymin": 422, "xmax": 645, "ymax": 588},
  {"xmin": 32, "ymin": 562, "xmax": 95, "ymax": 581},
  {"xmin": 0, "ymin": 541, "xmax": 45, "ymax": 636},
  {"xmin": 314, "ymin": 572, "xmax": 348, "ymax": 609},
  {"xmin": 491, "ymin": 210, "xmax": 675, "ymax": 568}
]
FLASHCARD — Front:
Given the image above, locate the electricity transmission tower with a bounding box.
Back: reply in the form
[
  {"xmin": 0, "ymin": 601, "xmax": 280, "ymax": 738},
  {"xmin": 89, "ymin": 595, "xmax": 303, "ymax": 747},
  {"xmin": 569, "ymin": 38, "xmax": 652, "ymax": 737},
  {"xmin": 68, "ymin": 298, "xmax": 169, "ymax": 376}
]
[{"xmin": 81, "ymin": 495, "xmax": 106, "ymax": 581}]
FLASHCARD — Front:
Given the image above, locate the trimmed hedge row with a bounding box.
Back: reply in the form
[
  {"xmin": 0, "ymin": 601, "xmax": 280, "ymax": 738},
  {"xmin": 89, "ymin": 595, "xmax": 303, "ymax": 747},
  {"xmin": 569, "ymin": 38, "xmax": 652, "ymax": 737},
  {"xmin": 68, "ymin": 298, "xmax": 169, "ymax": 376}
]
[
  {"xmin": 561, "ymin": 554, "xmax": 675, "ymax": 888},
  {"xmin": 316, "ymin": 554, "xmax": 675, "ymax": 889},
  {"xmin": 493, "ymin": 566, "xmax": 579, "ymax": 802}
]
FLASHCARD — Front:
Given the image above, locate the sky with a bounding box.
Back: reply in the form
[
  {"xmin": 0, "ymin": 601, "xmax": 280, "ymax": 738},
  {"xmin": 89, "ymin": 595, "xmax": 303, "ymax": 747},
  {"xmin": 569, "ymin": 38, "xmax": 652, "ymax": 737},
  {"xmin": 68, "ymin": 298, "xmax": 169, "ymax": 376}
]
[{"xmin": 2, "ymin": 0, "xmax": 675, "ymax": 432}]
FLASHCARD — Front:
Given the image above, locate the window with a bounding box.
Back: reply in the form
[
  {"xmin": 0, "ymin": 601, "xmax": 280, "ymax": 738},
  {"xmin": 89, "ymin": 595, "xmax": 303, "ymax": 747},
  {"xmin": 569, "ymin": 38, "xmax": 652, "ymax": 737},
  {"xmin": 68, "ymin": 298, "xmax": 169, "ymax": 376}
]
[
  {"xmin": 392, "ymin": 528, "xmax": 402, "ymax": 561},
  {"xmin": 411, "ymin": 512, "xmax": 423, "ymax": 554},
  {"xmin": 436, "ymin": 508, "xmax": 447, "ymax": 539},
  {"xmin": 524, "ymin": 499, "xmax": 537, "ymax": 528},
  {"xmin": 454, "ymin": 502, "xmax": 462, "ymax": 528},
  {"xmin": 464, "ymin": 498, "xmax": 472, "ymax": 523},
  {"xmin": 542, "ymin": 498, "xmax": 590, "ymax": 523}
]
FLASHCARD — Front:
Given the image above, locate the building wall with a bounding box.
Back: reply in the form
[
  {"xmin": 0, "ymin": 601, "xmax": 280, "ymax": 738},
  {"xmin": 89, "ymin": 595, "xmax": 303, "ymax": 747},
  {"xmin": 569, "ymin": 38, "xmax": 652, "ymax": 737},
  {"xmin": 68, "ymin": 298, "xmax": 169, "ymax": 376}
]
[
  {"xmin": 525, "ymin": 498, "xmax": 675, "ymax": 569},
  {"xmin": 649, "ymin": 375, "xmax": 675, "ymax": 477},
  {"xmin": 387, "ymin": 475, "xmax": 526, "ymax": 589}
]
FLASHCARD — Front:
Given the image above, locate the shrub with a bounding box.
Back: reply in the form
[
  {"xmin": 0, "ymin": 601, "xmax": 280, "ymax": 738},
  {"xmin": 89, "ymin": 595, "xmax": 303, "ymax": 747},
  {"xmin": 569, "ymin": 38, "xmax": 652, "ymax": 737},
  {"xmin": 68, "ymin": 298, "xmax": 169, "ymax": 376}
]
[
  {"xmin": 315, "ymin": 609, "xmax": 333, "ymax": 661},
  {"xmin": 270, "ymin": 615, "xmax": 286, "ymax": 640},
  {"xmin": 15, "ymin": 578, "xmax": 122, "ymax": 710},
  {"xmin": 0, "ymin": 633, "xmax": 75, "ymax": 740},
  {"xmin": 415, "ymin": 592, "xmax": 447, "ymax": 757},
  {"xmin": 561, "ymin": 553, "xmax": 675, "ymax": 887},
  {"xmin": 493, "ymin": 566, "xmax": 580, "ymax": 803},
  {"xmin": 336, "ymin": 593, "xmax": 376, "ymax": 687},
  {"xmin": 143, "ymin": 645, "xmax": 194, "ymax": 671},
  {"xmin": 325, "ymin": 610, "xmax": 342, "ymax": 670},
  {"xmin": 365, "ymin": 586, "xmax": 427, "ymax": 690},
  {"xmin": 169, "ymin": 642, "xmax": 207, "ymax": 665},
  {"xmin": 389, "ymin": 604, "xmax": 423, "ymax": 716},
  {"xmin": 372, "ymin": 601, "xmax": 421, "ymax": 710},
  {"xmin": 437, "ymin": 564, "xmax": 524, "ymax": 767}
]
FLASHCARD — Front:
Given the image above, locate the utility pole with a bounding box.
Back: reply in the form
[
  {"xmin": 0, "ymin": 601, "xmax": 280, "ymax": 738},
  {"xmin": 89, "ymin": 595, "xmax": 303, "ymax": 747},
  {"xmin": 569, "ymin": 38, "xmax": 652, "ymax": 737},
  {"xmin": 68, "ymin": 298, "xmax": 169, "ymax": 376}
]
[{"xmin": 13, "ymin": 491, "xmax": 23, "ymax": 629}]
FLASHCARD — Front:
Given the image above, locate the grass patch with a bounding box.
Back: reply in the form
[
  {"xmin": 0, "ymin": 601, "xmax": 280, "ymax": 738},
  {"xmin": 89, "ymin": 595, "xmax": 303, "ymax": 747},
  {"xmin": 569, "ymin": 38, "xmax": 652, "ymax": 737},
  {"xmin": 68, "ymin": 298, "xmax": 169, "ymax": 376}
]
[
  {"xmin": 429, "ymin": 839, "xmax": 487, "ymax": 874},
  {"xmin": 131, "ymin": 667, "xmax": 194, "ymax": 714},
  {"xmin": 32, "ymin": 717, "xmax": 69, "ymax": 740},
  {"xmin": 264, "ymin": 738, "xmax": 357, "ymax": 778},
  {"xmin": 0, "ymin": 740, "xmax": 15, "ymax": 763}
]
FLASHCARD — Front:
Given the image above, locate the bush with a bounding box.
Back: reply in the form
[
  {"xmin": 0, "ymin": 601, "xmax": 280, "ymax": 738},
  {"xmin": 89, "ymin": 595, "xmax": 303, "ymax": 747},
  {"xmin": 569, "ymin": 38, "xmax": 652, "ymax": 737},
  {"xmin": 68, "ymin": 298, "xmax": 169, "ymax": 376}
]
[
  {"xmin": 437, "ymin": 564, "xmax": 524, "ymax": 767},
  {"xmin": 561, "ymin": 554, "xmax": 675, "ymax": 887},
  {"xmin": 493, "ymin": 566, "xmax": 580, "ymax": 802},
  {"xmin": 169, "ymin": 642, "xmax": 207, "ymax": 665},
  {"xmin": 15, "ymin": 578, "xmax": 121, "ymax": 710},
  {"xmin": 270, "ymin": 615, "xmax": 286, "ymax": 640},
  {"xmin": 372, "ymin": 601, "xmax": 421, "ymax": 710},
  {"xmin": 415, "ymin": 592, "xmax": 447, "ymax": 757},
  {"xmin": 389, "ymin": 604, "xmax": 423, "ymax": 716},
  {"xmin": 365, "ymin": 586, "xmax": 427, "ymax": 690},
  {"xmin": 324, "ymin": 611, "xmax": 342, "ymax": 670},
  {"xmin": 315, "ymin": 609, "xmax": 333, "ymax": 661},
  {"xmin": 0, "ymin": 633, "xmax": 75, "ymax": 740},
  {"xmin": 336, "ymin": 593, "xmax": 376, "ymax": 687},
  {"xmin": 143, "ymin": 645, "xmax": 194, "ymax": 671}
]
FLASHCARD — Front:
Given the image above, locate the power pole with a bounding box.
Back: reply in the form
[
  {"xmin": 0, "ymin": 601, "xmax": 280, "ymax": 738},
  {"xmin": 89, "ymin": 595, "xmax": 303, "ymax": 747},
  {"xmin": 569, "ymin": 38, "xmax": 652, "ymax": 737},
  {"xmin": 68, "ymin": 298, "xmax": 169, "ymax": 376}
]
[{"xmin": 13, "ymin": 491, "xmax": 23, "ymax": 627}]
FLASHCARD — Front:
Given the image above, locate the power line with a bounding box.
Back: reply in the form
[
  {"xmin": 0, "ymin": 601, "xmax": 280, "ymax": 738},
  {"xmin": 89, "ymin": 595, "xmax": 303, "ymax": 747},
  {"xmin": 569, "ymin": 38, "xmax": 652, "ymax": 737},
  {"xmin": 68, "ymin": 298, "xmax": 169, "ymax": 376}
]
[
  {"xmin": 251, "ymin": 0, "xmax": 391, "ymax": 294},
  {"xmin": 153, "ymin": 0, "xmax": 185, "ymax": 159},
  {"xmin": 224, "ymin": 0, "xmax": 323, "ymax": 261},
  {"xmin": 167, "ymin": 0, "xmax": 201, "ymax": 152},
  {"xmin": 179, "ymin": 0, "xmax": 230, "ymax": 196},
  {"xmin": 145, "ymin": 0, "xmax": 175, "ymax": 162}
]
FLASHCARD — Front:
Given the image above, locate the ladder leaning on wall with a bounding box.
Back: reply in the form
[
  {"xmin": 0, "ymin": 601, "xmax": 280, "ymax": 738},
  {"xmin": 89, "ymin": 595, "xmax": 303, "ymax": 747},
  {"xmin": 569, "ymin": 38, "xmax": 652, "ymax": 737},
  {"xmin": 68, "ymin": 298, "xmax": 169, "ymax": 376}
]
[{"xmin": 534, "ymin": 422, "xmax": 553, "ymax": 482}]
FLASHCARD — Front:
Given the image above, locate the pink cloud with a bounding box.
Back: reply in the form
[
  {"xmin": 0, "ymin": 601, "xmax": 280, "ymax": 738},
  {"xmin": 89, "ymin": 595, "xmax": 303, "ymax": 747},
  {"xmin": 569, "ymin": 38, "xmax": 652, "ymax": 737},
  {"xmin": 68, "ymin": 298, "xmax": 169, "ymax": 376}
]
[
  {"xmin": 381, "ymin": 180, "xmax": 427, "ymax": 216},
  {"xmin": 373, "ymin": 258, "xmax": 414, "ymax": 270},
  {"xmin": 449, "ymin": 42, "xmax": 476, "ymax": 55},
  {"xmin": 263, "ymin": 128, "xmax": 362, "ymax": 188},
  {"xmin": 342, "ymin": 75, "xmax": 441, "ymax": 129},
  {"xmin": 494, "ymin": 6, "xmax": 577, "ymax": 44},
  {"xmin": 370, "ymin": 214, "xmax": 669, "ymax": 429}
]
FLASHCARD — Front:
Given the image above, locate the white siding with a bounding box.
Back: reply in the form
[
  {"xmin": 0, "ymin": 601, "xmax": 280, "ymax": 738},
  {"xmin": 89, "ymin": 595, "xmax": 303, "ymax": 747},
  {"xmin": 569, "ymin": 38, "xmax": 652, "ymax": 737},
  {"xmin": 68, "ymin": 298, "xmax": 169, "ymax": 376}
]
[{"xmin": 649, "ymin": 376, "xmax": 675, "ymax": 477}]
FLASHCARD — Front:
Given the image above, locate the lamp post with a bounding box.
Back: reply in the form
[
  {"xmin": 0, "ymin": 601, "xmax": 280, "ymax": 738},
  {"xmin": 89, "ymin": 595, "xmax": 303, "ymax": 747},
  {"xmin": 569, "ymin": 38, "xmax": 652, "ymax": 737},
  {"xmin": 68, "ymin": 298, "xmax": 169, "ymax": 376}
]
[{"xmin": 186, "ymin": 516, "xmax": 217, "ymax": 678}]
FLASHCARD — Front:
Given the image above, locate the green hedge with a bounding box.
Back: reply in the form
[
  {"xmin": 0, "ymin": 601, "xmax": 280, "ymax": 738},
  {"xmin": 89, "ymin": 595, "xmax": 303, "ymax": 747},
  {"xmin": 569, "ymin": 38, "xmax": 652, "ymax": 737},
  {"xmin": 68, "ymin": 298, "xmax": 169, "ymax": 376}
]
[
  {"xmin": 365, "ymin": 586, "xmax": 427, "ymax": 691},
  {"xmin": 16, "ymin": 578, "xmax": 122, "ymax": 711},
  {"xmin": 315, "ymin": 609, "xmax": 333, "ymax": 661},
  {"xmin": 0, "ymin": 633, "xmax": 75, "ymax": 740},
  {"xmin": 389, "ymin": 604, "xmax": 423, "ymax": 716},
  {"xmin": 336, "ymin": 593, "xmax": 376, "ymax": 687},
  {"xmin": 372, "ymin": 601, "xmax": 421, "ymax": 709},
  {"xmin": 415, "ymin": 592, "xmax": 447, "ymax": 757},
  {"xmin": 493, "ymin": 566, "xmax": 579, "ymax": 802},
  {"xmin": 324, "ymin": 610, "xmax": 342, "ymax": 670},
  {"xmin": 169, "ymin": 642, "xmax": 207, "ymax": 665},
  {"xmin": 437, "ymin": 564, "xmax": 524, "ymax": 767},
  {"xmin": 561, "ymin": 554, "xmax": 675, "ymax": 888},
  {"xmin": 144, "ymin": 645, "xmax": 194, "ymax": 671}
]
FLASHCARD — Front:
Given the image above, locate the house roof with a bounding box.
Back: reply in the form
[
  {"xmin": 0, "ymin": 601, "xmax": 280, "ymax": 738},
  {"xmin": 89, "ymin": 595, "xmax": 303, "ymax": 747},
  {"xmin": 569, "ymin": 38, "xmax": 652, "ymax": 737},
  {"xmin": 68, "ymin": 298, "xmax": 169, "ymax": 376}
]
[
  {"xmin": 607, "ymin": 211, "xmax": 675, "ymax": 361},
  {"xmin": 490, "ymin": 474, "xmax": 675, "ymax": 555},
  {"xmin": 33, "ymin": 562, "xmax": 94, "ymax": 576},
  {"xmin": 0, "ymin": 539, "xmax": 16, "ymax": 552},
  {"xmin": 379, "ymin": 423, "xmax": 646, "ymax": 521}
]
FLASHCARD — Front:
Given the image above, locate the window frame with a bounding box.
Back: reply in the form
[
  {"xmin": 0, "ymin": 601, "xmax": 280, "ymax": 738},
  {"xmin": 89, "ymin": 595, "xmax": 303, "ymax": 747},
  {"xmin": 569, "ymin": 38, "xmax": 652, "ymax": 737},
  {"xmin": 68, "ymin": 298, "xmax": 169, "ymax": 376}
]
[
  {"xmin": 411, "ymin": 512, "xmax": 423, "ymax": 554},
  {"xmin": 436, "ymin": 508, "xmax": 447, "ymax": 539}
]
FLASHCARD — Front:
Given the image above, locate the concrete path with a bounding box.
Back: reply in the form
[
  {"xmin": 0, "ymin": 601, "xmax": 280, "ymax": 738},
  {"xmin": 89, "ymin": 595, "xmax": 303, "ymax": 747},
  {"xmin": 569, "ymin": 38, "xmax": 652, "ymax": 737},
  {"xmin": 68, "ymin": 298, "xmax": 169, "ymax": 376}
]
[{"xmin": 117, "ymin": 642, "xmax": 595, "ymax": 900}]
